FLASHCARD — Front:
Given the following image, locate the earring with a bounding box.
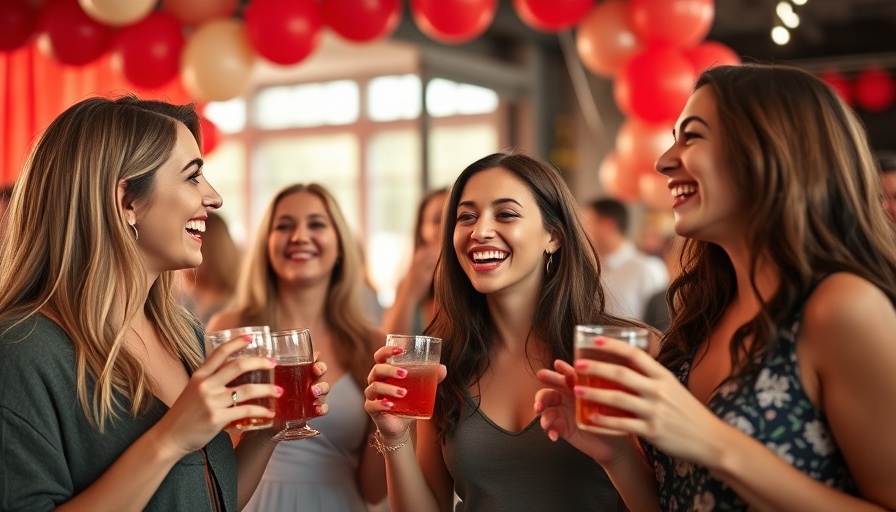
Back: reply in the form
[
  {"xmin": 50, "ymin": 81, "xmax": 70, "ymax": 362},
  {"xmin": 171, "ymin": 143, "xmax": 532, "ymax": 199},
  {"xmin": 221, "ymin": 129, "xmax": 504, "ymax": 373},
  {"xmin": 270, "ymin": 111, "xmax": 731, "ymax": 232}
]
[
  {"xmin": 128, "ymin": 219, "xmax": 139, "ymax": 241},
  {"xmin": 545, "ymin": 252, "xmax": 553, "ymax": 273}
]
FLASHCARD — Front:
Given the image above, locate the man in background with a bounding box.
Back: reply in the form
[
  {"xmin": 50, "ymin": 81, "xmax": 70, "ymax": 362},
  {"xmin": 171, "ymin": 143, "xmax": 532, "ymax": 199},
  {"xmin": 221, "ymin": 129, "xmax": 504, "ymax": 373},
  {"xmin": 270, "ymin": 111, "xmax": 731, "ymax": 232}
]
[{"xmin": 583, "ymin": 198, "xmax": 668, "ymax": 321}]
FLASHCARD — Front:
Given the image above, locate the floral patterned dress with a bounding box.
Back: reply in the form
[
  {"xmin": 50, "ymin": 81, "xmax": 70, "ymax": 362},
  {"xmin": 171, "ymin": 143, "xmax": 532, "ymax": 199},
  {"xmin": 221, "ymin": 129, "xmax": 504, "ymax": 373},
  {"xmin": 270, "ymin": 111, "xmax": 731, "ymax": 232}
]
[{"xmin": 642, "ymin": 299, "xmax": 858, "ymax": 510}]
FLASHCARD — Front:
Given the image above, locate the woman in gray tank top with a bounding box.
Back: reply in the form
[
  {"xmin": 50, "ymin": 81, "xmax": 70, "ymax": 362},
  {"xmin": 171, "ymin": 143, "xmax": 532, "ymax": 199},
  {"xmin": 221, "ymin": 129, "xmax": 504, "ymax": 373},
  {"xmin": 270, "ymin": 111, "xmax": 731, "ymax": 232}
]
[{"xmin": 364, "ymin": 150, "xmax": 649, "ymax": 511}]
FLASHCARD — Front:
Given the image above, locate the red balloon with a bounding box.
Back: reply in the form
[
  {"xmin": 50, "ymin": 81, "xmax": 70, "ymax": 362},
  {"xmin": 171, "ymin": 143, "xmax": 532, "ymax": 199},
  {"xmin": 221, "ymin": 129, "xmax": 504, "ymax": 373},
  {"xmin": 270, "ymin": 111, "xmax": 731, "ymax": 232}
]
[
  {"xmin": 411, "ymin": 0, "xmax": 497, "ymax": 44},
  {"xmin": 0, "ymin": 0, "xmax": 39, "ymax": 51},
  {"xmin": 685, "ymin": 41, "xmax": 740, "ymax": 75},
  {"xmin": 854, "ymin": 67, "xmax": 895, "ymax": 113},
  {"xmin": 576, "ymin": 0, "xmax": 643, "ymax": 78},
  {"xmin": 38, "ymin": 0, "xmax": 112, "ymax": 66},
  {"xmin": 200, "ymin": 116, "xmax": 221, "ymax": 155},
  {"xmin": 819, "ymin": 70, "xmax": 853, "ymax": 105},
  {"xmin": 245, "ymin": 0, "xmax": 323, "ymax": 65},
  {"xmin": 615, "ymin": 45, "xmax": 695, "ymax": 123},
  {"xmin": 113, "ymin": 12, "xmax": 185, "ymax": 89},
  {"xmin": 513, "ymin": 0, "xmax": 593, "ymax": 32},
  {"xmin": 630, "ymin": 0, "xmax": 714, "ymax": 49},
  {"xmin": 321, "ymin": 0, "xmax": 401, "ymax": 42}
]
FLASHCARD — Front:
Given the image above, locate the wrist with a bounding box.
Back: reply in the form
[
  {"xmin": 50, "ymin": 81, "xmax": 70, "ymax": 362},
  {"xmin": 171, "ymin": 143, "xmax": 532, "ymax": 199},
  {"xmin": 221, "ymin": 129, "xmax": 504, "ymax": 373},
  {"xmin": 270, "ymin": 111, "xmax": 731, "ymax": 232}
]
[{"xmin": 369, "ymin": 426, "xmax": 411, "ymax": 455}]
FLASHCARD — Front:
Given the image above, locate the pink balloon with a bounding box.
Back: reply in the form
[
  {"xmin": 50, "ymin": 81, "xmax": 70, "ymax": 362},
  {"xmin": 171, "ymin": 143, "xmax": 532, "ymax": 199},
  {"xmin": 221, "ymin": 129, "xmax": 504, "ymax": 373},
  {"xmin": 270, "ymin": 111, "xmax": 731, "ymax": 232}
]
[
  {"xmin": 411, "ymin": 0, "xmax": 497, "ymax": 44},
  {"xmin": 38, "ymin": 0, "xmax": 112, "ymax": 66},
  {"xmin": 598, "ymin": 151, "xmax": 642, "ymax": 202},
  {"xmin": 0, "ymin": 0, "xmax": 39, "ymax": 51},
  {"xmin": 244, "ymin": 0, "xmax": 323, "ymax": 65},
  {"xmin": 819, "ymin": 70, "xmax": 853, "ymax": 105},
  {"xmin": 513, "ymin": 0, "xmax": 593, "ymax": 32},
  {"xmin": 616, "ymin": 117, "xmax": 674, "ymax": 176},
  {"xmin": 614, "ymin": 45, "xmax": 695, "ymax": 123},
  {"xmin": 114, "ymin": 11, "xmax": 185, "ymax": 88},
  {"xmin": 162, "ymin": 0, "xmax": 237, "ymax": 26},
  {"xmin": 854, "ymin": 67, "xmax": 896, "ymax": 113},
  {"xmin": 576, "ymin": 0, "xmax": 643, "ymax": 78},
  {"xmin": 685, "ymin": 40, "xmax": 740, "ymax": 74},
  {"xmin": 630, "ymin": 0, "xmax": 714, "ymax": 49},
  {"xmin": 321, "ymin": 0, "xmax": 401, "ymax": 42}
]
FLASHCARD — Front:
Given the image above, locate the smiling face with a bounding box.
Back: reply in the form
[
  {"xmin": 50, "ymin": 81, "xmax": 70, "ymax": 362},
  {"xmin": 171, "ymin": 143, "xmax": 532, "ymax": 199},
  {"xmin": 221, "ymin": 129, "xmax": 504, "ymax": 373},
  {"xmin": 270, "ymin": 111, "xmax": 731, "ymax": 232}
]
[
  {"xmin": 131, "ymin": 122, "xmax": 221, "ymax": 277},
  {"xmin": 452, "ymin": 167, "xmax": 557, "ymax": 298},
  {"xmin": 267, "ymin": 191, "xmax": 340, "ymax": 287},
  {"xmin": 656, "ymin": 87, "xmax": 745, "ymax": 245}
]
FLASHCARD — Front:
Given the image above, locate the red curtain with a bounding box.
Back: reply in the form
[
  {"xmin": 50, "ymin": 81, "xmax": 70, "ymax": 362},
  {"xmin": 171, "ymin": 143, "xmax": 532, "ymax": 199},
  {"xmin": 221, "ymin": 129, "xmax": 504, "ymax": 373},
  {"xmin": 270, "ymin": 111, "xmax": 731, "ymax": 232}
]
[{"xmin": 0, "ymin": 42, "xmax": 191, "ymax": 186}]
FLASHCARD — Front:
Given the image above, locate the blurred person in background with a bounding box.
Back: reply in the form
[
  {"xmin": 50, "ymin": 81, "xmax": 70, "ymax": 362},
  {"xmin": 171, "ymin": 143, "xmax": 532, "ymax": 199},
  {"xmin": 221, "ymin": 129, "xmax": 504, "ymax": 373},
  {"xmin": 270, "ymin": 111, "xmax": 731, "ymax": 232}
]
[
  {"xmin": 583, "ymin": 198, "xmax": 668, "ymax": 321},
  {"xmin": 183, "ymin": 211, "xmax": 241, "ymax": 326},
  {"xmin": 381, "ymin": 187, "xmax": 448, "ymax": 335},
  {"xmin": 208, "ymin": 183, "xmax": 387, "ymax": 512},
  {"xmin": 877, "ymin": 150, "xmax": 896, "ymax": 224}
]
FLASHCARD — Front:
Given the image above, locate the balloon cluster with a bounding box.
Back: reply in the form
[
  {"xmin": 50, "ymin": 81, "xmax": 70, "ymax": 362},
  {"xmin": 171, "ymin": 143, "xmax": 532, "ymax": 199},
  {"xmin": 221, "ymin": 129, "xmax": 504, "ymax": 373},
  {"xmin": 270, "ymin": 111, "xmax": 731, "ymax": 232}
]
[
  {"xmin": 819, "ymin": 67, "xmax": 896, "ymax": 114},
  {"xmin": 573, "ymin": 0, "xmax": 739, "ymax": 208}
]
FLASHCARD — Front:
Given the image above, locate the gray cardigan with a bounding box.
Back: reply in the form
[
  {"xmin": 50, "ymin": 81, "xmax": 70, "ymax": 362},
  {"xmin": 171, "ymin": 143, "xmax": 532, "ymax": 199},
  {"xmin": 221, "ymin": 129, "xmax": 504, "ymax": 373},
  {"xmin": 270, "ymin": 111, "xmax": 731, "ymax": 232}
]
[{"xmin": 0, "ymin": 315, "xmax": 237, "ymax": 511}]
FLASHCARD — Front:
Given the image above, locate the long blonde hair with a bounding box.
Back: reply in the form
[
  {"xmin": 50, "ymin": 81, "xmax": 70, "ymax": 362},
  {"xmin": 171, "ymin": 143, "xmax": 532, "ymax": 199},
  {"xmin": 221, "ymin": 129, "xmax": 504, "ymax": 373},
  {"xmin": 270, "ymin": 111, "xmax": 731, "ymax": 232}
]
[
  {"xmin": 0, "ymin": 96, "xmax": 206, "ymax": 430},
  {"xmin": 229, "ymin": 183, "xmax": 373, "ymax": 389}
]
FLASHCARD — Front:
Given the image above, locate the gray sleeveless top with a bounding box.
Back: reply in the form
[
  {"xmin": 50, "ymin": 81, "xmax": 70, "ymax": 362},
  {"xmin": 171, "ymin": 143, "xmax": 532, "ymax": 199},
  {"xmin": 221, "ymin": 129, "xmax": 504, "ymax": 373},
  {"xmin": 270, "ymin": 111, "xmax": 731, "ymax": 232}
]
[{"xmin": 442, "ymin": 393, "xmax": 622, "ymax": 512}]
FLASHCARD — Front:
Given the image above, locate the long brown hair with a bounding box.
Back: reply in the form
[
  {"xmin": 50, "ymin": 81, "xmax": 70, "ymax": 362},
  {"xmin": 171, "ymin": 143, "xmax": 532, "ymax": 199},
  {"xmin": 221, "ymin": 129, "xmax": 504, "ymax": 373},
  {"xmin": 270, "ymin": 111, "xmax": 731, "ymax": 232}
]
[
  {"xmin": 660, "ymin": 64, "xmax": 896, "ymax": 379},
  {"xmin": 0, "ymin": 96, "xmax": 205, "ymax": 430},
  {"xmin": 429, "ymin": 150, "xmax": 640, "ymax": 442},
  {"xmin": 228, "ymin": 183, "xmax": 373, "ymax": 389}
]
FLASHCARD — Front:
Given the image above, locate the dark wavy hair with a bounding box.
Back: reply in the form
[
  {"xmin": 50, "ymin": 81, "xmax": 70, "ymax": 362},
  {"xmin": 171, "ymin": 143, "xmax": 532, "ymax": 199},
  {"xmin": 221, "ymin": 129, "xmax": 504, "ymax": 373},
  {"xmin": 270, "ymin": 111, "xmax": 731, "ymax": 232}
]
[
  {"xmin": 659, "ymin": 64, "xmax": 896, "ymax": 380},
  {"xmin": 428, "ymin": 149, "xmax": 640, "ymax": 442}
]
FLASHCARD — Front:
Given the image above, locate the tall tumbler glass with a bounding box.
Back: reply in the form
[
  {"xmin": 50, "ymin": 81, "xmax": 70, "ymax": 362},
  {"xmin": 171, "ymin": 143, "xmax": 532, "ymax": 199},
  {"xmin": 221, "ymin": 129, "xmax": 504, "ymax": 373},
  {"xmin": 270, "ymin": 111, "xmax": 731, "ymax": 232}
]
[
  {"xmin": 271, "ymin": 328, "xmax": 320, "ymax": 441},
  {"xmin": 204, "ymin": 325, "xmax": 275, "ymax": 431},
  {"xmin": 382, "ymin": 334, "xmax": 442, "ymax": 419}
]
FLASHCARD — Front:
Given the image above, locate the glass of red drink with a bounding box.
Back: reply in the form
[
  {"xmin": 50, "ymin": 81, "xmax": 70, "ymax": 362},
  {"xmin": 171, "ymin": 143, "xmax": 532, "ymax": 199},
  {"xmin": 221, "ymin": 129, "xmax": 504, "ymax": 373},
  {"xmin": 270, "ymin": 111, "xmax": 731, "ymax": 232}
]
[
  {"xmin": 204, "ymin": 325, "xmax": 275, "ymax": 431},
  {"xmin": 383, "ymin": 334, "xmax": 442, "ymax": 419},
  {"xmin": 573, "ymin": 325, "xmax": 650, "ymax": 433},
  {"xmin": 270, "ymin": 328, "xmax": 320, "ymax": 441}
]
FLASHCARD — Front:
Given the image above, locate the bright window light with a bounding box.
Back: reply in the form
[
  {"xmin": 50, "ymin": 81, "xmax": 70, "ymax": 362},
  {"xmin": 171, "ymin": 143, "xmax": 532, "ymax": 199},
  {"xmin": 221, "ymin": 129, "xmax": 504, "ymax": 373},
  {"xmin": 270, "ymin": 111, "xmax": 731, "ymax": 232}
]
[
  {"xmin": 203, "ymin": 98, "xmax": 247, "ymax": 134},
  {"xmin": 255, "ymin": 80, "xmax": 359, "ymax": 129},
  {"xmin": 425, "ymin": 78, "xmax": 499, "ymax": 118},
  {"xmin": 368, "ymin": 74, "xmax": 422, "ymax": 121}
]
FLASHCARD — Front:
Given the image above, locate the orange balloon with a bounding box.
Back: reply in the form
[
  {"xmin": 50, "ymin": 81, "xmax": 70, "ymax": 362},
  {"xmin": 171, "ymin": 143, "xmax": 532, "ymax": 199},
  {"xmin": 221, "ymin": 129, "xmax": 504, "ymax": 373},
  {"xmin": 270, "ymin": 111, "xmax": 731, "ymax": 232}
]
[
  {"xmin": 616, "ymin": 117, "xmax": 674, "ymax": 175},
  {"xmin": 180, "ymin": 19, "xmax": 255, "ymax": 101},
  {"xmin": 598, "ymin": 151, "xmax": 641, "ymax": 202},
  {"xmin": 575, "ymin": 0, "xmax": 642, "ymax": 78},
  {"xmin": 163, "ymin": 0, "xmax": 237, "ymax": 25},
  {"xmin": 79, "ymin": 0, "xmax": 155, "ymax": 26}
]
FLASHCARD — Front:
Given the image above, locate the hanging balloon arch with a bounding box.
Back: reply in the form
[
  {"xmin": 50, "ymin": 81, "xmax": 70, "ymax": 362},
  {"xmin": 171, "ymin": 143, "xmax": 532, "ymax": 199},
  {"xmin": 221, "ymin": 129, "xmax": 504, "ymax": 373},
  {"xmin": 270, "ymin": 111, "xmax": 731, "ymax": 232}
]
[{"xmin": 1, "ymin": 0, "xmax": 891, "ymax": 203}]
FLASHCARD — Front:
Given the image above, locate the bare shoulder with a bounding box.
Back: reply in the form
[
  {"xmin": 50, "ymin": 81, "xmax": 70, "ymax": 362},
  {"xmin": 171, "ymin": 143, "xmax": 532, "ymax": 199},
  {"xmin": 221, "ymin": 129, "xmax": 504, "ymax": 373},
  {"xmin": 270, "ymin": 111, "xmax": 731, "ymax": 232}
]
[
  {"xmin": 800, "ymin": 272, "xmax": 896, "ymax": 369},
  {"xmin": 205, "ymin": 309, "xmax": 245, "ymax": 332}
]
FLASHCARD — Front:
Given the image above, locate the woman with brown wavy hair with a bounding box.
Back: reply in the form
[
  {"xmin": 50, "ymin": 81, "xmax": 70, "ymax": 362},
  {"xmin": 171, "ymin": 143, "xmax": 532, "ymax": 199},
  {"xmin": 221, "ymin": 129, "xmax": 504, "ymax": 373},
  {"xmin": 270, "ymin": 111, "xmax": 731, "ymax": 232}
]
[
  {"xmin": 365, "ymin": 150, "xmax": 643, "ymax": 511},
  {"xmin": 537, "ymin": 64, "xmax": 896, "ymax": 510},
  {"xmin": 0, "ymin": 96, "xmax": 329, "ymax": 511},
  {"xmin": 208, "ymin": 183, "xmax": 387, "ymax": 512}
]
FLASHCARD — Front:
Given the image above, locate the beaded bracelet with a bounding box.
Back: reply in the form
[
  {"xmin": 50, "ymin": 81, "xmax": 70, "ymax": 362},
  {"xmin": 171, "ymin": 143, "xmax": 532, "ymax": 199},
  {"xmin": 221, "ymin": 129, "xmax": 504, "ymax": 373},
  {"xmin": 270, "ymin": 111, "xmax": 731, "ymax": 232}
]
[{"xmin": 369, "ymin": 427, "xmax": 411, "ymax": 455}]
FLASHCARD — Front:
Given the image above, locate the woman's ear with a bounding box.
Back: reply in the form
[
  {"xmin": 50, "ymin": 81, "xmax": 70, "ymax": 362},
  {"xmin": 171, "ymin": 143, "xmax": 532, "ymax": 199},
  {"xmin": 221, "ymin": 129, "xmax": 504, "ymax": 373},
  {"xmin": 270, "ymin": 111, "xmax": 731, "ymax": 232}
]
[
  {"xmin": 548, "ymin": 229, "xmax": 562, "ymax": 254},
  {"xmin": 118, "ymin": 180, "xmax": 136, "ymax": 223}
]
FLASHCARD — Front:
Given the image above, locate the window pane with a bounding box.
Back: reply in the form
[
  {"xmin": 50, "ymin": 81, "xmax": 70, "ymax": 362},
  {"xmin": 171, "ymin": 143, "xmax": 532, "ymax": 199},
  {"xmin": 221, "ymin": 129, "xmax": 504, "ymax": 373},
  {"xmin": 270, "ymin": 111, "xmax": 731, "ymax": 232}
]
[
  {"xmin": 366, "ymin": 129, "xmax": 422, "ymax": 305},
  {"xmin": 203, "ymin": 99, "xmax": 246, "ymax": 134},
  {"xmin": 428, "ymin": 124, "xmax": 499, "ymax": 187},
  {"xmin": 425, "ymin": 78, "xmax": 458, "ymax": 117},
  {"xmin": 425, "ymin": 78, "xmax": 499, "ymax": 118},
  {"xmin": 202, "ymin": 140, "xmax": 248, "ymax": 245},
  {"xmin": 255, "ymin": 81, "xmax": 359, "ymax": 129},
  {"xmin": 325, "ymin": 80, "xmax": 360, "ymax": 125},
  {"xmin": 368, "ymin": 74, "xmax": 422, "ymax": 122}
]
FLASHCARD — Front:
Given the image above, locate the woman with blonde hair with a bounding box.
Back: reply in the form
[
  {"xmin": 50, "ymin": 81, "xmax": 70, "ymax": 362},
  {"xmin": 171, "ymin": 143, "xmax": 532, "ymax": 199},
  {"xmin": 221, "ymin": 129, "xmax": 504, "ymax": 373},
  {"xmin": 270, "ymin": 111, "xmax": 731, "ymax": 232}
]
[
  {"xmin": 209, "ymin": 183, "xmax": 387, "ymax": 511},
  {"xmin": 0, "ymin": 96, "xmax": 329, "ymax": 511}
]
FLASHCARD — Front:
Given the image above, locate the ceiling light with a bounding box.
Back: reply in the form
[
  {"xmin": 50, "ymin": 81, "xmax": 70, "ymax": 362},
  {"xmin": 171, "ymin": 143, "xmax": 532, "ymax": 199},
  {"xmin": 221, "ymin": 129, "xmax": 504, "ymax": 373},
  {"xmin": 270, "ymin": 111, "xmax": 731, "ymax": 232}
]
[{"xmin": 771, "ymin": 26, "xmax": 791, "ymax": 45}]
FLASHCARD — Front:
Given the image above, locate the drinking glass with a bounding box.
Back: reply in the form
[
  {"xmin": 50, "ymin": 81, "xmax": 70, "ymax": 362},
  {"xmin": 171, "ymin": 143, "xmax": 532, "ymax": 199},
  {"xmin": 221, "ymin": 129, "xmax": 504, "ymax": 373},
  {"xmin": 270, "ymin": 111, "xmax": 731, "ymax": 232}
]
[
  {"xmin": 383, "ymin": 334, "xmax": 442, "ymax": 419},
  {"xmin": 270, "ymin": 328, "xmax": 320, "ymax": 441},
  {"xmin": 574, "ymin": 325, "xmax": 650, "ymax": 432},
  {"xmin": 204, "ymin": 325, "xmax": 274, "ymax": 431}
]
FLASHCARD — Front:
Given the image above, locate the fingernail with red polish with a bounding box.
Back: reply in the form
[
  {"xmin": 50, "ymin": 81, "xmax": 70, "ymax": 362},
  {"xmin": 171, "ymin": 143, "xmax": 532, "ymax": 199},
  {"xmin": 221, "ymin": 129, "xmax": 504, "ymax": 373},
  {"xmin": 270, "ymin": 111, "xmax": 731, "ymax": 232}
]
[
  {"xmin": 396, "ymin": 388, "xmax": 407, "ymax": 397},
  {"xmin": 573, "ymin": 386, "xmax": 585, "ymax": 396},
  {"xmin": 380, "ymin": 399, "xmax": 394, "ymax": 408},
  {"xmin": 275, "ymin": 385, "xmax": 284, "ymax": 396},
  {"xmin": 268, "ymin": 358, "xmax": 277, "ymax": 367},
  {"xmin": 574, "ymin": 360, "xmax": 587, "ymax": 369},
  {"xmin": 391, "ymin": 347, "xmax": 404, "ymax": 356},
  {"xmin": 594, "ymin": 336, "xmax": 606, "ymax": 346},
  {"xmin": 395, "ymin": 368, "xmax": 407, "ymax": 378},
  {"xmin": 534, "ymin": 402, "xmax": 544, "ymax": 414}
]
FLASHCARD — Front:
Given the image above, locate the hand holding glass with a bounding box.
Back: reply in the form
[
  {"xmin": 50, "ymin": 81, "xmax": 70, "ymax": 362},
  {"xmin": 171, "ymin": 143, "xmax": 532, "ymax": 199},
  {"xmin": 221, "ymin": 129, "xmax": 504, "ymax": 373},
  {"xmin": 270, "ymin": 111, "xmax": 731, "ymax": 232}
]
[
  {"xmin": 574, "ymin": 325, "xmax": 650, "ymax": 432},
  {"xmin": 270, "ymin": 328, "xmax": 320, "ymax": 441},
  {"xmin": 382, "ymin": 334, "xmax": 442, "ymax": 419},
  {"xmin": 204, "ymin": 326, "xmax": 275, "ymax": 431}
]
